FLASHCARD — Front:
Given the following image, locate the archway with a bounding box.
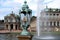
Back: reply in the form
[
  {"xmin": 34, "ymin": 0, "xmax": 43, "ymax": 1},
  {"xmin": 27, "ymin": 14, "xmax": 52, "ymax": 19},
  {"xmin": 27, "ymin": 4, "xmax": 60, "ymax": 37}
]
[
  {"xmin": 10, "ymin": 24, "xmax": 13, "ymax": 30},
  {"xmin": 15, "ymin": 25, "xmax": 17, "ymax": 30},
  {"xmin": 6, "ymin": 25, "xmax": 8, "ymax": 30}
]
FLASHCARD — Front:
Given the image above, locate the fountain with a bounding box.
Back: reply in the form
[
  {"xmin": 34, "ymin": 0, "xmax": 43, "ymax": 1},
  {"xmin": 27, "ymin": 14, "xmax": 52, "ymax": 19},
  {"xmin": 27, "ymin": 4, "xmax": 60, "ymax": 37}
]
[
  {"xmin": 17, "ymin": 1, "xmax": 33, "ymax": 40},
  {"xmin": 32, "ymin": 0, "xmax": 60, "ymax": 40}
]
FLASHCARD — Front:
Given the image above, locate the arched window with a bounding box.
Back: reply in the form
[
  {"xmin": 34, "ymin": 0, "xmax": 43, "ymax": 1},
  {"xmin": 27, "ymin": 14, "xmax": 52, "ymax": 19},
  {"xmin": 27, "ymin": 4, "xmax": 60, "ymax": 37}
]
[
  {"xmin": 42, "ymin": 22, "xmax": 44, "ymax": 26},
  {"xmin": 50, "ymin": 14, "xmax": 52, "ymax": 16},
  {"xmin": 10, "ymin": 24, "xmax": 13, "ymax": 30},
  {"xmin": 57, "ymin": 21, "xmax": 59, "ymax": 26},
  {"xmin": 54, "ymin": 22, "xmax": 56, "ymax": 26},
  {"xmin": 53, "ymin": 14, "xmax": 55, "ymax": 16},
  {"xmin": 15, "ymin": 25, "xmax": 17, "ymax": 30},
  {"xmin": 46, "ymin": 14, "xmax": 48, "ymax": 15},
  {"xmin": 10, "ymin": 18, "xmax": 13, "ymax": 22},
  {"xmin": 50, "ymin": 22, "xmax": 52, "ymax": 26},
  {"xmin": 57, "ymin": 14, "xmax": 59, "ymax": 16}
]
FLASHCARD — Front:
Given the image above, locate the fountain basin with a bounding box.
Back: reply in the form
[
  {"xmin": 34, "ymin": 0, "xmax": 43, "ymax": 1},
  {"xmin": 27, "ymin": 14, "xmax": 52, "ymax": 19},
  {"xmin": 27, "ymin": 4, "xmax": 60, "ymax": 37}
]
[{"xmin": 32, "ymin": 33, "xmax": 60, "ymax": 40}]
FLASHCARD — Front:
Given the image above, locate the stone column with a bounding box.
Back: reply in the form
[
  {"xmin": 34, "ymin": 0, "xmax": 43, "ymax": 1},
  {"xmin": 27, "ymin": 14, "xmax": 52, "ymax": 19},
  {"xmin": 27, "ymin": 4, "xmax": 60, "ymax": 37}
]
[
  {"xmin": 48, "ymin": 21, "xmax": 50, "ymax": 26},
  {"xmin": 16, "ymin": 25, "xmax": 18, "ymax": 30},
  {"xmin": 46, "ymin": 21, "xmax": 48, "ymax": 26},
  {"xmin": 52, "ymin": 21, "xmax": 54, "ymax": 26},
  {"xmin": 8, "ymin": 24, "xmax": 10, "ymax": 31},
  {"xmin": 5, "ymin": 24, "xmax": 7, "ymax": 30},
  {"xmin": 44, "ymin": 21, "xmax": 47, "ymax": 26},
  {"xmin": 17, "ymin": 25, "xmax": 20, "ymax": 30},
  {"xmin": 13, "ymin": 24, "xmax": 15, "ymax": 30},
  {"xmin": 18, "ymin": 25, "xmax": 20, "ymax": 30},
  {"xmin": 56, "ymin": 21, "xmax": 57, "ymax": 26}
]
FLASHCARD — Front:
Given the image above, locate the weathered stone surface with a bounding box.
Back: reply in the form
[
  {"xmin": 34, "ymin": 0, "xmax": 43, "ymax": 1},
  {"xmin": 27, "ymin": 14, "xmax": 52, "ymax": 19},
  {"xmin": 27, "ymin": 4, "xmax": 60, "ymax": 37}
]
[{"xmin": 17, "ymin": 35, "xmax": 33, "ymax": 40}]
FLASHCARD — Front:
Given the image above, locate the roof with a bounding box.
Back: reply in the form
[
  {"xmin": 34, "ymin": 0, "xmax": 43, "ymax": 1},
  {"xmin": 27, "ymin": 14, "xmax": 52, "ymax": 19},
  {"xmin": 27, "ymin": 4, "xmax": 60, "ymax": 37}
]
[
  {"xmin": 44, "ymin": 8, "xmax": 60, "ymax": 13},
  {"xmin": 5, "ymin": 13, "xmax": 20, "ymax": 19},
  {"xmin": 31, "ymin": 16, "xmax": 36, "ymax": 23}
]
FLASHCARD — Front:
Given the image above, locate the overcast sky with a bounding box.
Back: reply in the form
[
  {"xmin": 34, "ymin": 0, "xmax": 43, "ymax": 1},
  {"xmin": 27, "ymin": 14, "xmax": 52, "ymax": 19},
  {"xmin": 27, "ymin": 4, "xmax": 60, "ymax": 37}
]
[{"xmin": 0, "ymin": 0, "xmax": 60, "ymax": 20}]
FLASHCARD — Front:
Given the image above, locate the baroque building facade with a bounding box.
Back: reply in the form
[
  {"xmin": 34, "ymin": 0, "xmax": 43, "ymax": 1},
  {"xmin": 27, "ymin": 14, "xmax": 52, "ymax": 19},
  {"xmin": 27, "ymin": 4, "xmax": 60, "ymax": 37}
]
[
  {"xmin": 40, "ymin": 7, "xmax": 60, "ymax": 32},
  {"xmin": 0, "ymin": 1, "xmax": 36, "ymax": 32},
  {"xmin": 4, "ymin": 11, "xmax": 20, "ymax": 31}
]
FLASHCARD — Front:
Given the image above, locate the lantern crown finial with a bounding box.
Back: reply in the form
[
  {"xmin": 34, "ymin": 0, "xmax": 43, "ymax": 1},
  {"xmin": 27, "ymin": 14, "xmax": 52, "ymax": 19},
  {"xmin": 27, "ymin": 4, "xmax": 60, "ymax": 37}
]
[{"xmin": 24, "ymin": 1, "xmax": 27, "ymax": 4}]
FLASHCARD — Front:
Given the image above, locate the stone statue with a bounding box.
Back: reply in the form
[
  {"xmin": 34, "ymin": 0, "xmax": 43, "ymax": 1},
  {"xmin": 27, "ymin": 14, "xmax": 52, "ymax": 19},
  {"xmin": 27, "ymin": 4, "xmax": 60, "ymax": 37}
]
[{"xmin": 20, "ymin": 17, "xmax": 30, "ymax": 35}]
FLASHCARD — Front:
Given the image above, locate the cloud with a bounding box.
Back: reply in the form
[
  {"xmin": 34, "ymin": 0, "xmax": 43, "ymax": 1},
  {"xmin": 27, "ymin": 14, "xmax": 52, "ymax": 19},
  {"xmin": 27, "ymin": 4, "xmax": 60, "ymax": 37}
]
[
  {"xmin": 0, "ymin": 0, "xmax": 60, "ymax": 20},
  {"xmin": 0, "ymin": 0, "xmax": 38, "ymax": 20},
  {"xmin": 47, "ymin": 0, "xmax": 60, "ymax": 8}
]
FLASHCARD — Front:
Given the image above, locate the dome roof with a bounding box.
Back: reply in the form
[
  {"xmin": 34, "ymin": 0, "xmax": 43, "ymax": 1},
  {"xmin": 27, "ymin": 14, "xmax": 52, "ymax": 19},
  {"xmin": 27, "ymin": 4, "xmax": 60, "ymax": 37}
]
[{"xmin": 5, "ymin": 11, "xmax": 20, "ymax": 19}]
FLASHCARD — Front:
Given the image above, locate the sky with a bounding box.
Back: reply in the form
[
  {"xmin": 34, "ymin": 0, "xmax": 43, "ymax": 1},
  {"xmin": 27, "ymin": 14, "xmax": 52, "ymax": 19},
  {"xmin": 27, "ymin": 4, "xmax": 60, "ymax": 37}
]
[{"xmin": 0, "ymin": 0, "xmax": 60, "ymax": 20}]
